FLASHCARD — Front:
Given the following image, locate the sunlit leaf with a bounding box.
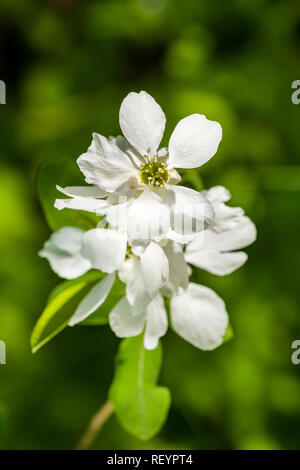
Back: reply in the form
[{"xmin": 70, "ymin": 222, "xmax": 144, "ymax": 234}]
[
  {"xmin": 109, "ymin": 335, "xmax": 171, "ymax": 440},
  {"xmin": 31, "ymin": 271, "xmax": 103, "ymax": 353}
]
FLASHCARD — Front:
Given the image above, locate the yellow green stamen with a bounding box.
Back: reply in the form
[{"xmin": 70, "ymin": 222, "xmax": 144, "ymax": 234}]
[{"xmin": 140, "ymin": 158, "xmax": 169, "ymax": 188}]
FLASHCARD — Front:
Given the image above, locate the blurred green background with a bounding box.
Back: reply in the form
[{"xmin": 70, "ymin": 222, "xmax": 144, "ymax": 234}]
[{"xmin": 1, "ymin": 0, "xmax": 300, "ymax": 450}]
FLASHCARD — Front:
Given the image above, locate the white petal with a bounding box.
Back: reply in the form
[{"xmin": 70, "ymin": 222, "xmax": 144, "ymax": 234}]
[
  {"xmin": 81, "ymin": 228, "xmax": 127, "ymax": 273},
  {"xmin": 167, "ymin": 185, "xmax": 214, "ymax": 237},
  {"xmin": 204, "ymin": 185, "xmax": 231, "ymax": 204},
  {"xmin": 39, "ymin": 227, "xmax": 91, "ymax": 279},
  {"xmin": 204, "ymin": 186, "xmax": 244, "ymax": 232},
  {"xmin": 54, "ymin": 196, "xmax": 109, "ymax": 213},
  {"xmin": 77, "ymin": 133, "xmax": 136, "ymax": 193},
  {"xmin": 168, "ymin": 168, "xmax": 181, "ymax": 185},
  {"xmin": 119, "ymin": 91, "xmax": 166, "ymax": 156},
  {"xmin": 171, "ymin": 283, "xmax": 228, "ymax": 350},
  {"xmin": 109, "ymin": 297, "xmax": 145, "ymax": 338},
  {"xmin": 104, "ymin": 198, "xmax": 131, "ymax": 232},
  {"xmin": 43, "ymin": 227, "xmax": 83, "ymax": 253},
  {"xmin": 168, "ymin": 114, "xmax": 222, "ymax": 169},
  {"xmin": 112, "ymin": 135, "xmax": 145, "ymax": 168},
  {"xmin": 69, "ymin": 273, "xmax": 115, "ymax": 325},
  {"xmin": 165, "ymin": 229, "xmax": 198, "ymax": 245},
  {"xmin": 185, "ymin": 249, "xmax": 248, "ymax": 276},
  {"xmin": 188, "ymin": 216, "xmax": 256, "ymax": 254},
  {"xmin": 163, "ymin": 241, "xmax": 189, "ymax": 293},
  {"xmin": 140, "ymin": 242, "xmax": 169, "ymax": 298},
  {"xmin": 157, "ymin": 147, "xmax": 168, "ymax": 159},
  {"xmin": 216, "ymin": 216, "xmax": 257, "ymax": 252},
  {"xmin": 213, "ymin": 204, "xmax": 244, "ymax": 232},
  {"xmin": 118, "ymin": 257, "xmax": 151, "ymax": 315},
  {"xmin": 186, "ymin": 229, "xmax": 216, "ymax": 252},
  {"xmin": 127, "ymin": 188, "xmax": 170, "ymax": 242},
  {"xmin": 185, "ymin": 216, "xmax": 256, "ymax": 275},
  {"xmin": 129, "ymin": 240, "xmax": 148, "ymax": 256},
  {"xmin": 56, "ymin": 185, "xmax": 107, "ymax": 198},
  {"xmin": 144, "ymin": 294, "xmax": 168, "ymax": 350}
]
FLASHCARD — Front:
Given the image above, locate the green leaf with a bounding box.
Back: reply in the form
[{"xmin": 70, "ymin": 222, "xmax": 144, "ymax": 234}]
[
  {"xmin": 47, "ymin": 271, "xmax": 104, "ymax": 303},
  {"xmin": 37, "ymin": 157, "xmax": 99, "ymax": 231},
  {"xmin": 109, "ymin": 335, "xmax": 171, "ymax": 440},
  {"xmin": 31, "ymin": 271, "xmax": 103, "ymax": 353},
  {"xmin": 82, "ymin": 278, "xmax": 126, "ymax": 326}
]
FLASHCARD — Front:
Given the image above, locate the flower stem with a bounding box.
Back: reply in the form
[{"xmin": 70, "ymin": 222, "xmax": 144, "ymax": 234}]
[{"xmin": 76, "ymin": 400, "xmax": 114, "ymax": 450}]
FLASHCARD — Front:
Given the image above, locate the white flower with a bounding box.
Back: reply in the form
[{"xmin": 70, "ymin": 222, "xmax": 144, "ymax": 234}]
[
  {"xmin": 39, "ymin": 227, "xmax": 127, "ymax": 325},
  {"xmin": 55, "ymin": 90, "xmax": 222, "ymax": 242},
  {"xmin": 39, "ymin": 227, "xmax": 92, "ymax": 280},
  {"xmin": 202, "ymin": 186, "xmax": 244, "ymax": 232},
  {"xmin": 80, "ymin": 228, "xmax": 127, "ymax": 274},
  {"xmin": 170, "ymin": 283, "xmax": 228, "ymax": 350},
  {"xmin": 185, "ymin": 186, "xmax": 257, "ymax": 275},
  {"xmin": 118, "ymin": 240, "xmax": 189, "ymax": 315},
  {"xmin": 39, "ymin": 228, "xmax": 188, "ymax": 327},
  {"xmin": 109, "ymin": 293, "xmax": 168, "ymax": 350},
  {"xmin": 107, "ymin": 240, "xmax": 228, "ymax": 351},
  {"xmin": 38, "ymin": 91, "xmax": 255, "ymax": 355},
  {"xmin": 118, "ymin": 245, "xmax": 168, "ymax": 315},
  {"xmin": 160, "ymin": 240, "xmax": 189, "ymax": 295},
  {"xmin": 109, "ymin": 282, "xmax": 229, "ymax": 351},
  {"xmin": 39, "ymin": 226, "xmax": 196, "ymax": 349}
]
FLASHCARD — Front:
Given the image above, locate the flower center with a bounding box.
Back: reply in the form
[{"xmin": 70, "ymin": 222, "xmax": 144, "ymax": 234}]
[{"xmin": 140, "ymin": 158, "xmax": 169, "ymax": 187}]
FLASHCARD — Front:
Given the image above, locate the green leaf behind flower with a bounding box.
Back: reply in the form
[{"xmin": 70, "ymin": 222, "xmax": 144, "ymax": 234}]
[
  {"xmin": 37, "ymin": 157, "xmax": 99, "ymax": 231},
  {"xmin": 31, "ymin": 271, "xmax": 104, "ymax": 353},
  {"xmin": 109, "ymin": 335, "xmax": 171, "ymax": 440}
]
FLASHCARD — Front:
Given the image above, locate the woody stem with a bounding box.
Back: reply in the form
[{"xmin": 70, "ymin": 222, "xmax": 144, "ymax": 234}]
[{"xmin": 76, "ymin": 400, "xmax": 114, "ymax": 450}]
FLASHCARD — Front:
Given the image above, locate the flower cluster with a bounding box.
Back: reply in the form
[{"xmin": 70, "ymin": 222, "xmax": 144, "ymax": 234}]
[{"xmin": 40, "ymin": 91, "xmax": 256, "ymax": 351}]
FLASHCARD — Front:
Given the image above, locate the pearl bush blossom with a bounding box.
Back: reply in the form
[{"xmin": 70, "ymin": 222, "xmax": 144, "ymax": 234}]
[
  {"xmin": 39, "ymin": 91, "xmax": 256, "ymax": 352},
  {"xmin": 185, "ymin": 186, "xmax": 257, "ymax": 276},
  {"xmin": 40, "ymin": 225, "xmax": 229, "ymax": 350},
  {"xmin": 54, "ymin": 90, "xmax": 224, "ymax": 244}
]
